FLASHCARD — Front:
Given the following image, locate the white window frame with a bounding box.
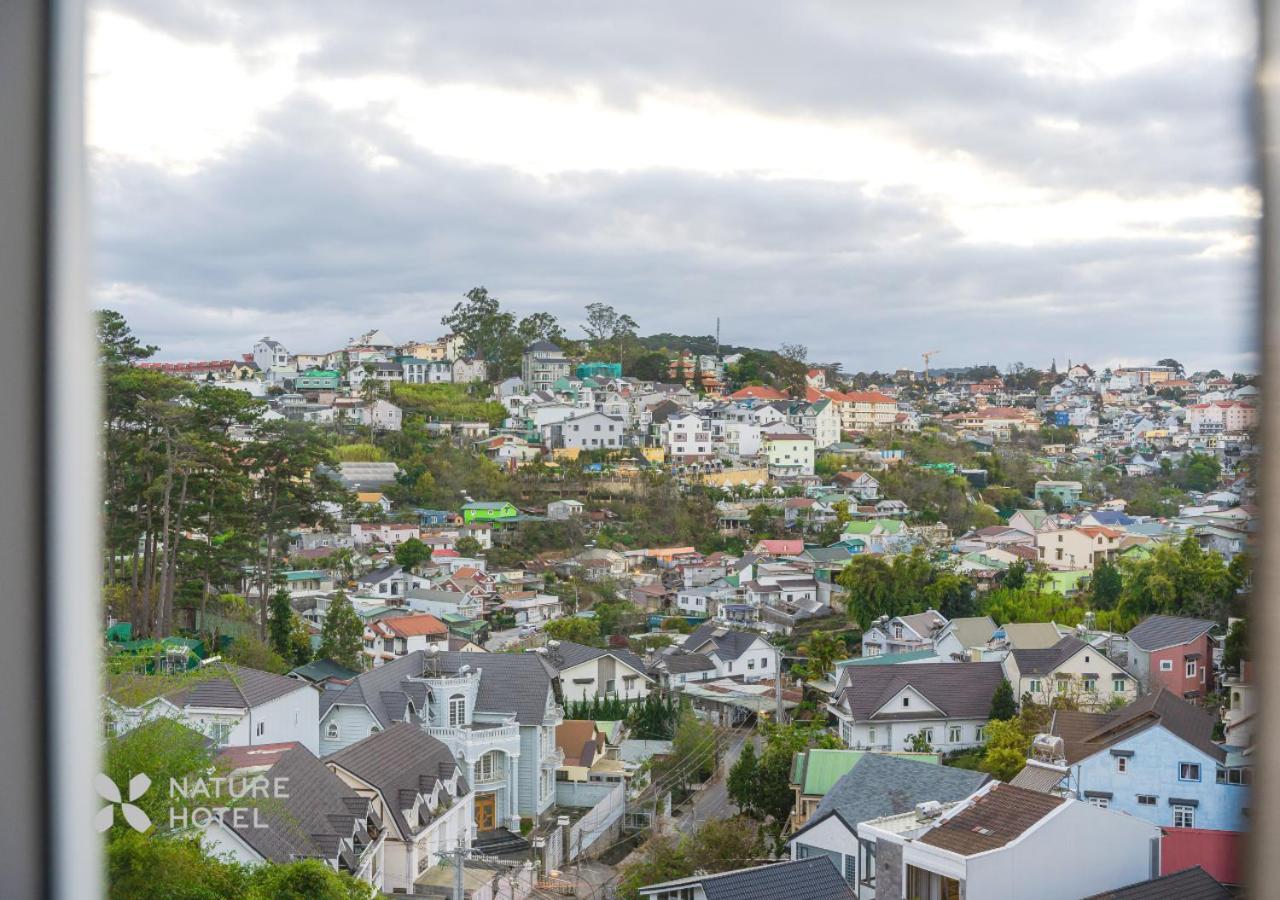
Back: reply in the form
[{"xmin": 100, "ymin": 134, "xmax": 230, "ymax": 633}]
[
  {"xmin": 448, "ymin": 694, "xmax": 466, "ymax": 727},
  {"xmin": 1179, "ymin": 762, "xmax": 1201, "ymax": 782},
  {"xmin": 948, "ymin": 726, "xmax": 962, "ymax": 744},
  {"xmin": 1116, "ymin": 756, "xmax": 1128, "ymax": 774},
  {"xmin": 1088, "ymin": 797, "xmax": 1110, "ymax": 809},
  {"xmin": 1160, "ymin": 660, "xmax": 1174, "ymax": 672},
  {"xmin": 1186, "ymin": 660, "xmax": 1197, "ymax": 678},
  {"xmin": 1173, "ymin": 805, "xmax": 1195, "ymax": 829},
  {"xmin": 325, "ymin": 721, "xmax": 340, "ymax": 740}
]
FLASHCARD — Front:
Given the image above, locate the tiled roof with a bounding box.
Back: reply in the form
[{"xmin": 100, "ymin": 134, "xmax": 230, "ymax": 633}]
[
  {"xmin": 917, "ymin": 784, "xmax": 1063, "ymax": 856},
  {"xmin": 166, "ymin": 663, "xmax": 311, "ymax": 711},
  {"xmin": 1011, "ymin": 636, "xmax": 1093, "ymax": 676},
  {"xmin": 382, "ymin": 613, "xmax": 448, "ymax": 638},
  {"xmin": 641, "ymin": 858, "xmax": 854, "ymax": 900},
  {"xmin": 545, "ymin": 640, "xmax": 649, "ymax": 679},
  {"xmin": 656, "ymin": 651, "xmax": 716, "ymax": 674},
  {"xmin": 835, "ymin": 662, "xmax": 1006, "ymax": 721},
  {"xmin": 326, "ymin": 722, "xmax": 465, "ymax": 838},
  {"xmin": 1051, "ymin": 688, "xmax": 1225, "ymax": 764},
  {"xmin": 685, "ymin": 623, "xmax": 769, "ymax": 661},
  {"xmin": 797, "ymin": 753, "xmax": 988, "ymax": 840},
  {"xmin": 1126, "ymin": 614, "xmax": 1217, "ymax": 651},
  {"xmin": 1083, "ymin": 866, "xmax": 1230, "ymax": 900}
]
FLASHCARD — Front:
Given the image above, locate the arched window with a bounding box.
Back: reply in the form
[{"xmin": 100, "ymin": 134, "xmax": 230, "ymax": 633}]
[
  {"xmin": 369, "ymin": 725, "xmax": 381, "ymax": 735},
  {"xmin": 448, "ymin": 694, "xmax": 466, "ymax": 727},
  {"xmin": 325, "ymin": 721, "xmax": 340, "ymax": 739}
]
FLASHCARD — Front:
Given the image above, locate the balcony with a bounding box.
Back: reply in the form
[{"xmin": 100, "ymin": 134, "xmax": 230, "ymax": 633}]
[
  {"xmin": 542, "ymin": 746, "xmax": 566, "ymax": 769},
  {"xmin": 544, "ymin": 704, "xmax": 565, "ymax": 726},
  {"xmin": 425, "ymin": 718, "xmax": 521, "ymax": 760}
]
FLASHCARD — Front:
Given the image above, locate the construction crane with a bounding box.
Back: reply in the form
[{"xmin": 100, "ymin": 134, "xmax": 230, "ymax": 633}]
[{"xmin": 922, "ymin": 349, "xmax": 941, "ymax": 383}]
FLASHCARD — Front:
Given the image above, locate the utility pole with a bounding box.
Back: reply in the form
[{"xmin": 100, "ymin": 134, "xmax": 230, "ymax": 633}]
[
  {"xmin": 452, "ymin": 835, "xmax": 465, "ymax": 900},
  {"xmin": 775, "ymin": 644, "xmax": 785, "ymax": 724}
]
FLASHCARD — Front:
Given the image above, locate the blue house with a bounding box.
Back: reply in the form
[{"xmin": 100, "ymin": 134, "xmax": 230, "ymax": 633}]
[
  {"xmin": 1048, "ymin": 689, "xmax": 1249, "ymax": 834},
  {"xmin": 414, "ymin": 508, "xmax": 454, "ymax": 527}
]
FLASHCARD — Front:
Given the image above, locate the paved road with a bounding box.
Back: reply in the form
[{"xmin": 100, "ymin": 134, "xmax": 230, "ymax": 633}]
[{"xmin": 677, "ymin": 726, "xmax": 753, "ymax": 829}]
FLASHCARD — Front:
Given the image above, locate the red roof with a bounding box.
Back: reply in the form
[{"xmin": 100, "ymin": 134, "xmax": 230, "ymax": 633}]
[
  {"xmin": 215, "ymin": 741, "xmax": 303, "ymax": 771},
  {"xmin": 729, "ymin": 385, "xmax": 790, "ymax": 401},
  {"xmin": 381, "ymin": 613, "xmax": 448, "ymax": 638},
  {"xmin": 755, "ymin": 539, "xmax": 804, "ymax": 555}
]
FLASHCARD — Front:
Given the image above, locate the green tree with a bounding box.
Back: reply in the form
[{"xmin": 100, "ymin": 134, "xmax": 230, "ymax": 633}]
[
  {"xmin": 394, "ymin": 537, "xmax": 432, "ymax": 571},
  {"xmin": 904, "ymin": 729, "xmax": 933, "ymax": 752},
  {"xmin": 440, "ymin": 287, "xmax": 519, "ymax": 378},
  {"xmin": 615, "ymin": 818, "xmax": 765, "ymax": 900},
  {"xmin": 652, "ymin": 708, "xmax": 719, "ymax": 791},
  {"xmin": 979, "ymin": 718, "xmax": 1033, "ymax": 782},
  {"xmin": 727, "ymin": 741, "xmax": 760, "ymax": 817},
  {"xmin": 989, "ymin": 679, "xmax": 1017, "ymax": 720},
  {"xmin": 454, "ymin": 536, "xmax": 483, "ymax": 558},
  {"xmin": 925, "ymin": 572, "xmax": 978, "ymax": 619},
  {"xmin": 544, "ymin": 616, "xmax": 601, "ymax": 645},
  {"xmin": 1223, "ymin": 618, "xmax": 1248, "ymax": 673},
  {"xmin": 268, "ymin": 589, "xmax": 294, "ymax": 660},
  {"xmin": 1178, "ymin": 453, "xmax": 1222, "ymax": 493},
  {"xmin": 796, "ymin": 630, "xmax": 845, "ymax": 682},
  {"xmin": 318, "ymin": 592, "xmax": 364, "ymax": 671},
  {"xmin": 1090, "ymin": 557, "xmax": 1123, "ymax": 610},
  {"xmin": 225, "ymin": 634, "xmax": 292, "ymax": 674}
]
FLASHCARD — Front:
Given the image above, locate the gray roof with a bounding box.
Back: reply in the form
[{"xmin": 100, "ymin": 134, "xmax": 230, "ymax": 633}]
[
  {"xmin": 333, "ymin": 461, "xmax": 401, "ymax": 487},
  {"xmin": 685, "ymin": 622, "xmax": 769, "ymax": 661},
  {"xmin": 545, "ymin": 641, "xmax": 650, "ymax": 680},
  {"xmin": 940, "ymin": 616, "xmax": 997, "ymax": 650},
  {"xmin": 1126, "ymin": 614, "xmax": 1217, "ymax": 651},
  {"xmin": 356, "ymin": 563, "xmax": 404, "ymax": 585},
  {"xmin": 795, "ymin": 753, "xmax": 989, "ymax": 840},
  {"xmin": 321, "ymin": 650, "xmax": 558, "ymax": 727},
  {"xmin": 657, "ymin": 651, "xmax": 717, "ymax": 674},
  {"xmin": 833, "ymin": 662, "xmax": 1006, "ymax": 721},
  {"xmin": 226, "ymin": 746, "xmax": 371, "ymax": 864},
  {"xmin": 1083, "ymin": 867, "xmax": 1229, "ymax": 900},
  {"xmin": 525, "ymin": 340, "xmax": 562, "ymax": 352},
  {"xmin": 1011, "ymin": 636, "xmax": 1093, "ymax": 676},
  {"xmin": 1053, "ymin": 687, "xmax": 1226, "ymax": 764},
  {"xmin": 167, "ymin": 663, "xmax": 311, "ymax": 711},
  {"xmin": 326, "ymin": 722, "xmax": 466, "ymax": 839},
  {"xmin": 641, "ymin": 858, "xmax": 854, "ymax": 900}
]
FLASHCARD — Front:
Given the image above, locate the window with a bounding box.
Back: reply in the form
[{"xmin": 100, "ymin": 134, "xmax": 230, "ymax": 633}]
[
  {"xmin": 605, "ymin": 679, "xmax": 616, "ymax": 694},
  {"xmin": 760, "ymin": 656, "xmax": 768, "ymax": 669},
  {"xmin": 868, "ymin": 727, "xmax": 876, "ymax": 745},
  {"xmin": 1137, "ymin": 794, "xmax": 1157, "ymax": 806},
  {"xmin": 1218, "ymin": 767, "xmax": 1252, "ymax": 785},
  {"xmin": 920, "ymin": 728, "xmax": 934, "ymax": 744},
  {"xmin": 1160, "ymin": 660, "xmax": 1174, "ymax": 672},
  {"xmin": 1173, "ymin": 805, "xmax": 1195, "ymax": 829},
  {"xmin": 902, "ymin": 697, "xmax": 910, "ymax": 708},
  {"xmin": 1056, "ymin": 679, "xmax": 1069, "ymax": 694},
  {"xmin": 476, "ymin": 751, "xmax": 500, "ymax": 783},
  {"xmin": 369, "ymin": 725, "xmax": 381, "ymax": 735},
  {"xmin": 949, "ymin": 726, "xmax": 962, "ymax": 743},
  {"xmin": 448, "ymin": 694, "xmax": 466, "ymax": 727},
  {"xmin": 211, "ymin": 722, "xmax": 232, "ymax": 746},
  {"xmin": 859, "ymin": 840, "xmax": 876, "ymax": 889},
  {"xmin": 1186, "ymin": 660, "xmax": 1197, "ymax": 678},
  {"xmin": 326, "ymin": 721, "xmax": 340, "ymax": 739},
  {"xmin": 1083, "ymin": 678, "xmax": 1097, "ymax": 691},
  {"xmin": 1029, "ymin": 679, "xmax": 1041, "ymax": 694},
  {"xmin": 1179, "ymin": 763, "xmax": 1201, "ymax": 782},
  {"xmin": 256, "ymin": 721, "xmax": 265, "ymax": 737},
  {"xmin": 975, "ymin": 726, "xmax": 987, "ymax": 742},
  {"xmin": 1115, "ymin": 756, "xmax": 1128, "ymax": 774},
  {"xmin": 1113, "ymin": 678, "xmax": 1126, "ymax": 693},
  {"xmin": 748, "ymin": 659, "xmax": 755, "ymax": 670},
  {"xmin": 1088, "ymin": 797, "xmax": 1110, "ymax": 809}
]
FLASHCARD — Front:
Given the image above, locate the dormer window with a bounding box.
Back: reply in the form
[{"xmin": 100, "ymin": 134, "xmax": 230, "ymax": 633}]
[{"xmin": 902, "ymin": 697, "xmax": 910, "ymax": 708}]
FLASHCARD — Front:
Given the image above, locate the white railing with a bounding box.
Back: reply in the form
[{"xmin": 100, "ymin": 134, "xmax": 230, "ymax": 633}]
[
  {"xmin": 425, "ymin": 720, "xmax": 521, "ymax": 758},
  {"xmin": 542, "ymin": 746, "xmax": 566, "ymax": 769}
]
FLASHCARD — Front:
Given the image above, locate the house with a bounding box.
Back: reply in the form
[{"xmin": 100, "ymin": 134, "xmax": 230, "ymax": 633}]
[
  {"xmin": 201, "ymin": 745, "xmax": 385, "ymax": 889},
  {"xmin": 666, "ymin": 412, "xmax": 714, "ymax": 459},
  {"xmin": 648, "ymin": 649, "xmax": 718, "ymax": 689},
  {"xmin": 354, "ymin": 563, "xmax": 427, "ymax": 600},
  {"xmin": 555, "ymin": 720, "xmax": 620, "ymax": 784},
  {"xmin": 1034, "ymin": 479, "xmax": 1085, "ymax": 507},
  {"xmin": 1047, "ymin": 689, "xmax": 1248, "ymax": 885},
  {"xmin": 832, "ymin": 470, "xmax": 880, "ymax": 500},
  {"xmin": 461, "ymin": 501, "xmax": 519, "ymax": 524},
  {"xmin": 763, "ymin": 432, "xmax": 816, "ymax": 477},
  {"xmin": 931, "ymin": 616, "xmax": 996, "ymax": 661},
  {"xmin": 405, "ymin": 588, "xmax": 485, "ymax": 620},
  {"xmin": 252, "ymin": 336, "xmax": 291, "ymax": 372},
  {"xmin": 289, "ymin": 658, "xmax": 359, "ymax": 690},
  {"xmin": 334, "ymin": 461, "xmax": 402, "ymax": 490},
  {"xmin": 1083, "ymin": 866, "xmax": 1230, "ymax": 900},
  {"xmin": 640, "ymin": 857, "xmax": 855, "ymax": 900},
  {"xmin": 451, "ymin": 355, "xmax": 488, "ymax": 383},
  {"xmin": 1000, "ymin": 507, "xmax": 1056, "ymax": 537},
  {"xmin": 1004, "ymin": 636, "xmax": 1137, "ymax": 710},
  {"xmin": 753, "ymin": 538, "xmax": 804, "ymax": 556},
  {"xmin": 545, "ymin": 411, "xmax": 626, "ymax": 451},
  {"xmin": 1035, "ymin": 525, "xmax": 1122, "ymax": 570},
  {"xmin": 318, "ymin": 650, "xmax": 564, "ymax": 834},
  {"xmin": 787, "ymin": 748, "xmax": 945, "ymax": 831},
  {"xmin": 827, "ymin": 662, "xmax": 1006, "ymax": 752},
  {"xmin": 989, "ymin": 622, "xmax": 1067, "ymax": 650},
  {"xmin": 498, "ymin": 591, "xmax": 563, "ymax": 626},
  {"xmin": 325, "ymin": 723, "xmax": 474, "ymax": 894},
  {"xmin": 544, "ymin": 641, "xmax": 653, "ymax": 702},
  {"xmin": 283, "ymin": 568, "xmax": 335, "ymax": 597},
  {"xmin": 859, "ymin": 782, "xmax": 1161, "ymax": 900},
  {"xmin": 1121, "ymin": 615, "xmax": 1218, "ymax": 697},
  {"xmin": 107, "ymin": 663, "xmax": 320, "ymax": 754},
  {"xmin": 521, "ymin": 341, "xmax": 572, "ymax": 391},
  {"xmin": 363, "ymin": 613, "xmax": 449, "ymax": 667},
  {"xmin": 682, "ymin": 623, "xmax": 777, "ymax": 682},
  {"xmin": 861, "ymin": 610, "xmax": 948, "ymax": 657},
  {"xmin": 787, "ymin": 753, "xmax": 990, "ymax": 889},
  {"xmin": 350, "ymin": 522, "xmax": 420, "ymax": 547},
  {"xmin": 547, "ymin": 499, "xmax": 585, "ymax": 520}
]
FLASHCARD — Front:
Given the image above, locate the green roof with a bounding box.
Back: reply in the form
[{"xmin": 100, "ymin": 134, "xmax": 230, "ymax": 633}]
[
  {"xmin": 285, "ymin": 569, "xmax": 326, "ymax": 581},
  {"xmin": 299, "ymin": 369, "xmax": 339, "ymax": 378},
  {"xmin": 289, "ymin": 659, "xmax": 359, "ymax": 682},
  {"xmin": 836, "ymin": 649, "xmax": 939, "ymax": 667},
  {"xmin": 463, "ymin": 501, "xmax": 515, "ymax": 510},
  {"xmin": 595, "ymin": 720, "xmax": 622, "ymax": 742},
  {"xmin": 794, "ymin": 748, "xmax": 940, "ymax": 797},
  {"xmin": 1014, "ymin": 509, "xmax": 1049, "ymax": 527},
  {"xmin": 1043, "ymin": 569, "xmax": 1091, "ymax": 594}
]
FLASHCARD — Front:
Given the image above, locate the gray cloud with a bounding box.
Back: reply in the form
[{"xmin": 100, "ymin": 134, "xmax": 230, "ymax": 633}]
[{"xmin": 92, "ymin": 0, "xmax": 1258, "ymax": 372}]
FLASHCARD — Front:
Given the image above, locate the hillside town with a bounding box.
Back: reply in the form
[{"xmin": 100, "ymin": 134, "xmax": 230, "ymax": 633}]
[{"xmin": 100, "ymin": 296, "xmax": 1255, "ymax": 899}]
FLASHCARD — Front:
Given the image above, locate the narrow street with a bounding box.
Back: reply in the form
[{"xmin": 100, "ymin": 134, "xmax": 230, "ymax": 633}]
[{"xmin": 675, "ymin": 724, "xmax": 753, "ymax": 829}]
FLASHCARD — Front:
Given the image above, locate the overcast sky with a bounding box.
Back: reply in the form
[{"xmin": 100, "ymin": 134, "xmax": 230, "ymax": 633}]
[{"xmin": 88, "ymin": 1, "xmax": 1259, "ymax": 373}]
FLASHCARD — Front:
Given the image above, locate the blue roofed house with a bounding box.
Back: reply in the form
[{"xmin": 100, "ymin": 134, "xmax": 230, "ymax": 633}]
[{"xmin": 1080, "ymin": 509, "xmax": 1137, "ymax": 529}]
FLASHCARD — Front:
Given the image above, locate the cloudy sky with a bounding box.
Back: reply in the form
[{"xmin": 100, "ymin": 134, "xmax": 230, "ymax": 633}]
[{"xmin": 88, "ymin": 1, "xmax": 1259, "ymax": 373}]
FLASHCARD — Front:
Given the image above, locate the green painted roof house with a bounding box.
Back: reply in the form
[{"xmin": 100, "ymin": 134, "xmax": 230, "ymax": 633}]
[{"xmin": 462, "ymin": 500, "xmax": 519, "ymax": 523}]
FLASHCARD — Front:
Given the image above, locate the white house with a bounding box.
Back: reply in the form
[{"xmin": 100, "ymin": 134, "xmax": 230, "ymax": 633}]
[
  {"xmin": 545, "ymin": 641, "xmax": 654, "ymax": 702},
  {"xmin": 108, "ymin": 663, "xmax": 321, "ymax": 755},
  {"xmin": 827, "ymin": 661, "xmax": 1005, "ymax": 753},
  {"xmin": 763, "ymin": 433, "xmax": 816, "ymax": 477},
  {"xmin": 667, "ymin": 413, "xmax": 714, "ymax": 459},
  {"xmin": 861, "ymin": 610, "xmax": 948, "ymax": 657},
  {"xmin": 857, "ymin": 782, "xmax": 1161, "ymax": 900},
  {"xmin": 683, "ymin": 623, "xmax": 777, "ymax": 682},
  {"xmin": 1004, "ymin": 635, "xmax": 1138, "ymax": 710},
  {"xmin": 545, "ymin": 411, "xmax": 626, "ymax": 450},
  {"xmin": 354, "ymin": 563, "xmax": 427, "ymax": 600},
  {"xmin": 363, "ymin": 613, "xmax": 450, "ymax": 667},
  {"xmin": 252, "ymin": 337, "xmax": 291, "ymax": 373},
  {"xmin": 547, "ymin": 499, "xmax": 585, "ymax": 520},
  {"xmin": 351, "ymin": 522, "xmax": 420, "ymax": 546}
]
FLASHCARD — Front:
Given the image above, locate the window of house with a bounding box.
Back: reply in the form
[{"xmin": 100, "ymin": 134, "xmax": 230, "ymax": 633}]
[
  {"xmin": 1088, "ymin": 797, "xmax": 1110, "ymax": 809},
  {"xmin": 859, "ymin": 840, "xmax": 876, "ymax": 889},
  {"xmin": 760, "ymin": 656, "xmax": 768, "ymax": 669},
  {"xmin": 1160, "ymin": 660, "xmax": 1174, "ymax": 672},
  {"xmin": 920, "ymin": 728, "xmax": 934, "ymax": 744},
  {"xmin": 949, "ymin": 726, "xmax": 962, "ymax": 743},
  {"xmin": 1113, "ymin": 678, "xmax": 1126, "ymax": 693},
  {"xmin": 975, "ymin": 726, "xmax": 986, "ymax": 742},
  {"xmin": 605, "ymin": 679, "xmax": 616, "ymax": 694},
  {"xmin": 868, "ymin": 727, "xmax": 876, "ymax": 745},
  {"xmin": 211, "ymin": 722, "xmax": 232, "ymax": 746},
  {"xmin": 448, "ymin": 694, "xmax": 466, "ymax": 727},
  {"xmin": 1137, "ymin": 794, "xmax": 1157, "ymax": 806},
  {"xmin": 1179, "ymin": 763, "xmax": 1201, "ymax": 781},
  {"xmin": 326, "ymin": 721, "xmax": 340, "ymax": 739},
  {"xmin": 1056, "ymin": 679, "xmax": 1069, "ymax": 694},
  {"xmin": 1029, "ymin": 679, "xmax": 1041, "ymax": 694},
  {"xmin": 1186, "ymin": 660, "xmax": 1197, "ymax": 678},
  {"xmin": 747, "ymin": 659, "xmax": 755, "ymax": 669},
  {"xmin": 902, "ymin": 697, "xmax": 910, "ymax": 708},
  {"xmin": 1116, "ymin": 756, "xmax": 1128, "ymax": 774},
  {"xmin": 1083, "ymin": 678, "xmax": 1097, "ymax": 691},
  {"xmin": 369, "ymin": 725, "xmax": 380, "ymax": 735},
  {"xmin": 1173, "ymin": 805, "xmax": 1195, "ymax": 829},
  {"xmin": 256, "ymin": 721, "xmax": 264, "ymax": 737}
]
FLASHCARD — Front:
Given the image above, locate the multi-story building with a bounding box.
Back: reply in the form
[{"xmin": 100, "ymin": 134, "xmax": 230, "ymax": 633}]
[
  {"xmin": 318, "ymin": 650, "xmax": 565, "ymax": 834},
  {"xmin": 764, "ymin": 432, "xmax": 816, "ymax": 477},
  {"xmin": 1004, "ymin": 636, "xmax": 1138, "ymax": 710},
  {"xmin": 1034, "ymin": 525, "xmax": 1122, "ymax": 570},
  {"xmin": 253, "ymin": 336, "xmax": 292, "ymax": 372},
  {"xmin": 667, "ymin": 412, "xmax": 714, "ymax": 459},
  {"xmin": 1119, "ymin": 615, "xmax": 1218, "ymax": 698},
  {"xmin": 544, "ymin": 411, "xmax": 626, "ymax": 450},
  {"xmin": 521, "ymin": 341, "xmax": 572, "ymax": 391},
  {"xmin": 1187, "ymin": 401, "xmax": 1257, "ymax": 435}
]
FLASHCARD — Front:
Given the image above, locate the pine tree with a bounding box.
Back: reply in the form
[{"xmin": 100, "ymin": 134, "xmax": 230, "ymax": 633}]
[
  {"xmin": 727, "ymin": 741, "xmax": 759, "ymax": 817},
  {"xmin": 989, "ymin": 678, "xmax": 1017, "ymax": 721},
  {"xmin": 319, "ymin": 592, "xmax": 364, "ymax": 671},
  {"xmin": 268, "ymin": 589, "xmax": 293, "ymax": 659}
]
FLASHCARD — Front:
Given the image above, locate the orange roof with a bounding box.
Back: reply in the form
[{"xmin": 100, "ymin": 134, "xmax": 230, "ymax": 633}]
[
  {"xmin": 729, "ymin": 385, "xmax": 790, "ymax": 401},
  {"xmin": 1076, "ymin": 525, "xmax": 1124, "ymax": 540},
  {"xmin": 383, "ymin": 613, "xmax": 448, "ymax": 638}
]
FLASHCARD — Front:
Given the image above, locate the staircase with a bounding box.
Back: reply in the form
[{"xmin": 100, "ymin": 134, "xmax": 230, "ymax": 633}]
[{"xmin": 474, "ymin": 827, "xmax": 532, "ymax": 857}]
